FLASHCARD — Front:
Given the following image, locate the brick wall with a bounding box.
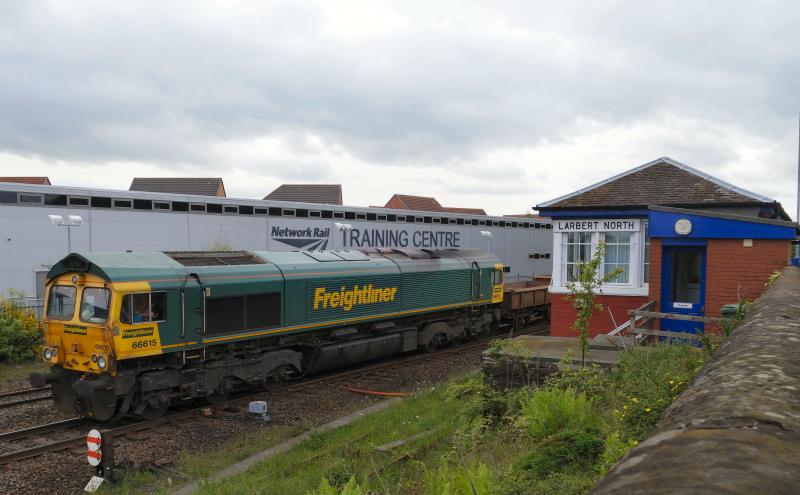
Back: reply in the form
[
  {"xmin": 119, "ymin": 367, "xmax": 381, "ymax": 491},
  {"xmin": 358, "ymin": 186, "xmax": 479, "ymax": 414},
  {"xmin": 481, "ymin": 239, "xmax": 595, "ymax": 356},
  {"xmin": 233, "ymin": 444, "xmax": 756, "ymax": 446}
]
[
  {"xmin": 551, "ymin": 293, "xmax": 649, "ymax": 337},
  {"xmin": 648, "ymin": 238, "xmax": 662, "ymax": 310},
  {"xmin": 705, "ymin": 239, "xmax": 789, "ymax": 316}
]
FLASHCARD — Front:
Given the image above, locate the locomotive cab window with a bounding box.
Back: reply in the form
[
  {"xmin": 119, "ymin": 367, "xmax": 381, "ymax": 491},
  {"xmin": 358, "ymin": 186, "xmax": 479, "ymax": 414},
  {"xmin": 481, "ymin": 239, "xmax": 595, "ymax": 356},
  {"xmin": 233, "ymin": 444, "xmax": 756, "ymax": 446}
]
[
  {"xmin": 492, "ymin": 269, "xmax": 503, "ymax": 285},
  {"xmin": 46, "ymin": 285, "xmax": 77, "ymax": 320},
  {"xmin": 80, "ymin": 287, "xmax": 110, "ymax": 323},
  {"xmin": 120, "ymin": 292, "xmax": 167, "ymax": 324}
]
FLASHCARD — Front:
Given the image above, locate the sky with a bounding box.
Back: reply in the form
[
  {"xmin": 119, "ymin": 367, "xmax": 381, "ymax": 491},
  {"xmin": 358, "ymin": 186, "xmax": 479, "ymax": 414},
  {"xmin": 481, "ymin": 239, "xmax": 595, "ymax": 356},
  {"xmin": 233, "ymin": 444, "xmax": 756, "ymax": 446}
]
[{"xmin": 1, "ymin": 1, "xmax": 799, "ymax": 217}]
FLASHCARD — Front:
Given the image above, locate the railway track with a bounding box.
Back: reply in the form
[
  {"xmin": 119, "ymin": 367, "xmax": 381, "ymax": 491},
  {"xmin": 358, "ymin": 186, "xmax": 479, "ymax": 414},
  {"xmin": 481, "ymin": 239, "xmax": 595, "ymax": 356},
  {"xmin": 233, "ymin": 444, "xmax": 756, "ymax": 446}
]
[
  {"xmin": 0, "ymin": 322, "xmax": 547, "ymax": 465},
  {"xmin": 0, "ymin": 386, "xmax": 53, "ymax": 410}
]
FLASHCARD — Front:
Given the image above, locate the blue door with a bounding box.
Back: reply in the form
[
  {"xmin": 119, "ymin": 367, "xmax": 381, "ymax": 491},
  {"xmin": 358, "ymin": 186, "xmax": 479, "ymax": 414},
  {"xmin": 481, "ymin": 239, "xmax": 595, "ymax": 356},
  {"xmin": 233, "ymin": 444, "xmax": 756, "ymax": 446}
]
[{"xmin": 661, "ymin": 246, "xmax": 706, "ymax": 334}]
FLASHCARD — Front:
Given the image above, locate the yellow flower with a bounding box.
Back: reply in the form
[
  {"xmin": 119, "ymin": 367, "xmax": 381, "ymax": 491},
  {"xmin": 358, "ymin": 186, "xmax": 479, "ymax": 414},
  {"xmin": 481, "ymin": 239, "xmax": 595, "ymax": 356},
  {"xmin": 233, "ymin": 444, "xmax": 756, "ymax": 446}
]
[
  {"xmin": 668, "ymin": 380, "xmax": 675, "ymax": 385},
  {"xmin": 631, "ymin": 397, "xmax": 639, "ymax": 403},
  {"xmin": 633, "ymin": 440, "xmax": 639, "ymax": 446},
  {"xmin": 645, "ymin": 408, "xmax": 652, "ymax": 413},
  {"xmin": 623, "ymin": 405, "xmax": 628, "ymax": 410}
]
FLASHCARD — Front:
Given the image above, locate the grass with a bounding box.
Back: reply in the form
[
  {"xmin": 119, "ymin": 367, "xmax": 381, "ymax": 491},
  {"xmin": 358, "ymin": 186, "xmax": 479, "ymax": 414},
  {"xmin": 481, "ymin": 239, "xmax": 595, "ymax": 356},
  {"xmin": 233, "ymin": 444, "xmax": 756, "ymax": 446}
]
[
  {"xmin": 0, "ymin": 360, "xmax": 48, "ymax": 391},
  {"xmin": 102, "ymin": 424, "xmax": 301, "ymax": 495},
  {"xmin": 99, "ymin": 343, "xmax": 708, "ymax": 495}
]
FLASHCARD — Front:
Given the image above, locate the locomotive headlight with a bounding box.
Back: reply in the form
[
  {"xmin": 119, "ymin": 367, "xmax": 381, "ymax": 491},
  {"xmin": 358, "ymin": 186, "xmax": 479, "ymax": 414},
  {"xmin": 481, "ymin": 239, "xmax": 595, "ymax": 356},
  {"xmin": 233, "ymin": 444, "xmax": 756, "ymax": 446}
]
[
  {"xmin": 44, "ymin": 348, "xmax": 53, "ymax": 360},
  {"xmin": 91, "ymin": 354, "xmax": 98, "ymax": 363},
  {"xmin": 97, "ymin": 356, "xmax": 107, "ymax": 369}
]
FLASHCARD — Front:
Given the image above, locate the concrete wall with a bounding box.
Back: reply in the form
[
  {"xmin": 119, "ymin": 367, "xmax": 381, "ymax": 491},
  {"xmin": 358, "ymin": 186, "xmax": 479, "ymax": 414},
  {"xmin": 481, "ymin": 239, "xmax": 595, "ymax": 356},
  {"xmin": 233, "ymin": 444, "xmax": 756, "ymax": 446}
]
[{"xmin": 591, "ymin": 266, "xmax": 800, "ymax": 495}]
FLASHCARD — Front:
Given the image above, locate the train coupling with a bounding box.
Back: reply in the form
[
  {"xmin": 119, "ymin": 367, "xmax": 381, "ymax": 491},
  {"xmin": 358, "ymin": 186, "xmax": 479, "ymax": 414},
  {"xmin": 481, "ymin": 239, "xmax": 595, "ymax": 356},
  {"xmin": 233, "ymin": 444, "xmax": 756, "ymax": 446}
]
[{"xmin": 30, "ymin": 371, "xmax": 60, "ymax": 388}]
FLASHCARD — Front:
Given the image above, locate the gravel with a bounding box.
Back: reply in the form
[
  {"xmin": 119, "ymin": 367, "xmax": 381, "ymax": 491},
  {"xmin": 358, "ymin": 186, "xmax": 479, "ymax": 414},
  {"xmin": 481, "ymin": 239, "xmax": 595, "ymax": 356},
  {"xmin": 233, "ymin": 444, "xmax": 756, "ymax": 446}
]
[{"xmin": 0, "ymin": 344, "xmax": 489, "ymax": 495}]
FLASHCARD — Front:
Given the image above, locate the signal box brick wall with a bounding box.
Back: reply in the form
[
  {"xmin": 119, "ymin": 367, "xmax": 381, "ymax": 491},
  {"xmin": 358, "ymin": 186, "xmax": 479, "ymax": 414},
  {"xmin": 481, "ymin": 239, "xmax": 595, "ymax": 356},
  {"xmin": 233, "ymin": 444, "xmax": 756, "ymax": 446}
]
[
  {"xmin": 550, "ymin": 238, "xmax": 790, "ymax": 338},
  {"xmin": 550, "ymin": 293, "xmax": 648, "ymax": 337},
  {"xmin": 705, "ymin": 239, "xmax": 789, "ymax": 316}
]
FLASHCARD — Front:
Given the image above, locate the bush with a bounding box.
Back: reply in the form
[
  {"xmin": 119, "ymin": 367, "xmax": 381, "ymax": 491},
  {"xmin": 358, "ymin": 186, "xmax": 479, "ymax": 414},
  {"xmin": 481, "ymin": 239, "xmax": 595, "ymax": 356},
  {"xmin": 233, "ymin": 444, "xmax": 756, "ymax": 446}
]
[
  {"xmin": 0, "ymin": 298, "xmax": 42, "ymax": 363},
  {"xmin": 515, "ymin": 427, "xmax": 604, "ymax": 478},
  {"xmin": 521, "ymin": 388, "xmax": 597, "ymax": 441},
  {"xmin": 423, "ymin": 460, "xmax": 492, "ymax": 495},
  {"xmin": 608, "ymin": 344, "xmax": 706, "ymax": 440},
  {"xmin": 307, "ymin": 476, "xmax": 370, "ymax": 495}
]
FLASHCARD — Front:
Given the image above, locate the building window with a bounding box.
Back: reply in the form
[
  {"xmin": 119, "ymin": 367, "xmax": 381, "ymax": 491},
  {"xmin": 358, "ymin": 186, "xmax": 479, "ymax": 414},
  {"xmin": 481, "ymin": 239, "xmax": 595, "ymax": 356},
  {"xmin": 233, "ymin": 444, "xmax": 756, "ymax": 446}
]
[
  {"xmin": 134, "ymin": 199, "xmax": 153, "ymax": 210},
  {"xmin": 154, "ymin": 201, "xmax": 171, "ymax": 210},
  {"xmin": 19, "ymin": 193, "xmax": 43, "ymax": 204},
  {"xmin": 113, "ymin": 199, "xmax": 132, "ymax": 208},
  {"xmin": 190, "ymin": 204, "xmax": 206, "ymax": 212},
  {"xmin": 603, "ymin": 232, "xmax": 631, "ymax": 283},
  {"xmin": 564, "ymin": 232, "xmax": 592, "ymax": 282}
]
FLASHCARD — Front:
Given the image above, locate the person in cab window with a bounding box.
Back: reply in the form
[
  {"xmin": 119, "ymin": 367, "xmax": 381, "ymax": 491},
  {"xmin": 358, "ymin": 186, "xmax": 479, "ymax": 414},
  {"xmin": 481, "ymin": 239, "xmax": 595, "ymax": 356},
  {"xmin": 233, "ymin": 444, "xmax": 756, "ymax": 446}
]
[
  {"xmin": 133, "ymin": 297, "xmax": 151, "ymax": 323},
  {"xmin": 150, "ymin": 300, "xmax": 163, "ymax": 321}
]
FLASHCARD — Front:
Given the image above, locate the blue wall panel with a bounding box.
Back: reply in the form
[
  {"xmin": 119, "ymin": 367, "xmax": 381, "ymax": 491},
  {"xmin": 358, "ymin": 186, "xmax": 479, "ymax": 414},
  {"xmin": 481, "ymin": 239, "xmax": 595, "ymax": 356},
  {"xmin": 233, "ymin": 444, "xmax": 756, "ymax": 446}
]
[{"xmin": 649, "ymin": 210, "xmax": 795, "ymax": 240}]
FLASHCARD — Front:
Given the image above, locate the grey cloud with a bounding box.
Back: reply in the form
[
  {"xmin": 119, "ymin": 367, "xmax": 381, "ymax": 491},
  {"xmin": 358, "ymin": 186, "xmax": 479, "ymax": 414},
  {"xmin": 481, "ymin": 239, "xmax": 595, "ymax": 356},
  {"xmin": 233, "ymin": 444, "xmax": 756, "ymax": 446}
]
[{"xmin": 0, "ymin": 0, "xmax": 799, "ymax": 183}]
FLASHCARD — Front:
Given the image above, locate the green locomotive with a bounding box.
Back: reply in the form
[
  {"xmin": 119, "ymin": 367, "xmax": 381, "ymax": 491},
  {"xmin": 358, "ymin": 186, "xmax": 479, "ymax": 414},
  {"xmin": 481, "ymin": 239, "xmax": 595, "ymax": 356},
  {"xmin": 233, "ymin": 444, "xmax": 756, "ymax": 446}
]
[{"xmin": 33, "ymin": 248, "xmax": 504, "ymax": 420}]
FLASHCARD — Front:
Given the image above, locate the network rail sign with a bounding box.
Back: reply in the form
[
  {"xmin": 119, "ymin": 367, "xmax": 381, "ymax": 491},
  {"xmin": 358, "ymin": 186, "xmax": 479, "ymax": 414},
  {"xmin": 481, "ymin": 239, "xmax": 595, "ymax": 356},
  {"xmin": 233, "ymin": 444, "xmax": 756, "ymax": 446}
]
[
  {"xmin": 268, "ymin": 219, "xmax": 463, "ymax": 250},
  {"xmin": 340, "ymin": 228, "xmax": 461, "ymax": 248},
  {"xmin": 271, "ymin": 226, "xmax": 331, "ymax": 250}
]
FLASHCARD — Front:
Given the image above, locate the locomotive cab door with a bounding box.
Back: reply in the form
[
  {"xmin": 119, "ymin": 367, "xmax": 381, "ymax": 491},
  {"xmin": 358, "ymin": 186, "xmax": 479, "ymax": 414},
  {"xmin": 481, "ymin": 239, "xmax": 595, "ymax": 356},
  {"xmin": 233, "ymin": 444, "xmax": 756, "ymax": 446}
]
[
  {"xmin": 471, "ymin": 262, "xmax": 481, "ymax": 301},
  {"xmin": 182, "ymin": 276, "xmax": 206, "ymax": 345}
]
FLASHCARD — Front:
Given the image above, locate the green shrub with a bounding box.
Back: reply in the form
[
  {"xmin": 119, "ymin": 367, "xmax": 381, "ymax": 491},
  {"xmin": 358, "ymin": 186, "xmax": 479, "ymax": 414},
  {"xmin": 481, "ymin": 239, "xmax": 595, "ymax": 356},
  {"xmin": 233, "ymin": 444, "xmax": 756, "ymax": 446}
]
[
  {"xmin": 608, "ymin": 344, "xmax": 706, "ymax": 440},
  {"xmin": 522, "ymin": 388, "xmax": 597, "ymax": 440},
  {"xmin": 0, "ymin": 298, "xmax": 42, "ymax": 363},
  {"xmin": 497, "ymin": 470, "xmax": 597, "ymax": 495},
  {"xmin": 306, "ymin": 476, "xmax": 370, "ymax": 495},
  {"xmin": 598, "ymin": 431, "xmax": 637, "ymax": 474},
  {"xmin": 514, "ymin": 427, "xmax": 604, "ymax": 478},
  {"xmin": 423, "ymin": 460, "xmax": 492, "ymax": 495}
]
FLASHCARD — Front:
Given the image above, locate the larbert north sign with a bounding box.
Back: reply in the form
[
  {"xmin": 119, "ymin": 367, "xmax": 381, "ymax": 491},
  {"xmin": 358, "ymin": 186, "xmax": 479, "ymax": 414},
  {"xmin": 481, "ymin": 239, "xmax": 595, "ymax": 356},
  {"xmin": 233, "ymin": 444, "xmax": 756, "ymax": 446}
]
[{"xmin": 554, "ymin": 219, "xmax": 640, "ymax": 232}]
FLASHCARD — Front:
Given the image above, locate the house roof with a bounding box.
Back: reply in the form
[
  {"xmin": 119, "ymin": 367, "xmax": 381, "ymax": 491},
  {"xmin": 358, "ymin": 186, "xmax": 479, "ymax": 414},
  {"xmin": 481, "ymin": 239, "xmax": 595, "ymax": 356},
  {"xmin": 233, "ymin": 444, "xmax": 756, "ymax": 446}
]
[
  {"xmin": 0, "ymin": 177, "xmax": 51, "ymax": 185},
  {"xmin": 130, "ymin": 178, "xmax": 226, "ymax": 197},
  {"xmin": 264, "ymin": 184, "xmax": 343, "ymax": 205},
  {"xmin": 537, "ymin": 157, "xmax": 777, "ymax": 210},
  {"xmin": 442, "ymin": 207, "xmax": 488, "ymax": 215},
  {"xmin": 386, "ymin": 194, "xmax": 444, "ymax": 211}
]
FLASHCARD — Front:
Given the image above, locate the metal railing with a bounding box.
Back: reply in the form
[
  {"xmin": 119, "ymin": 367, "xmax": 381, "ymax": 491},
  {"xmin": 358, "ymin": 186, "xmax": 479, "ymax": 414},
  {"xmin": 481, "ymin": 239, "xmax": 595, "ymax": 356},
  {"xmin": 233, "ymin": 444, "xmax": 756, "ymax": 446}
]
[{"xmin": 627, "ymin": 301, "xmax": 725, "ymax": 345}]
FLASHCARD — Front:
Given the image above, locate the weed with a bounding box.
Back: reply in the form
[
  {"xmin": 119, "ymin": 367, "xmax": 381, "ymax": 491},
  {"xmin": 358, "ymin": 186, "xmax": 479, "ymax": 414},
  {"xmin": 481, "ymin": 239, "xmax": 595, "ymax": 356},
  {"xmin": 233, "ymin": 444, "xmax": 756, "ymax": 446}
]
[
  {"xmin": 521, "ymin": 388, "xmax": 597, "ymax": 440},
  {"xmin": 307, "ymin": 476, "xmax": 371, "ymax": 495},
  {"xmin": 423, "ymin": 459, "xmax": 492, "ymax": 495}
]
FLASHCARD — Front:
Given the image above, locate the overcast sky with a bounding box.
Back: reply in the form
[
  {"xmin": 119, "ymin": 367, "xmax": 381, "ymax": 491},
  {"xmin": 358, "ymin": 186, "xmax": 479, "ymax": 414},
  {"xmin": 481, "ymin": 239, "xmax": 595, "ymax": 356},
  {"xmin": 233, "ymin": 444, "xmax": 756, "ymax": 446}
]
[{"xmin": 1, "ymin": 1, "xmax": 799, "ymax": 216}]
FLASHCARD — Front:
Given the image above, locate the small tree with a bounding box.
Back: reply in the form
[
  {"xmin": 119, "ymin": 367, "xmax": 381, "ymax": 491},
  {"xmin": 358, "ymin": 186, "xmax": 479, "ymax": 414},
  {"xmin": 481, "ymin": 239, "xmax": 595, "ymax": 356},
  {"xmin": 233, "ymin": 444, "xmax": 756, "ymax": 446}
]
[{"xmin": 565, "ymin": 243, "xmax": 622, "ymax": 365}]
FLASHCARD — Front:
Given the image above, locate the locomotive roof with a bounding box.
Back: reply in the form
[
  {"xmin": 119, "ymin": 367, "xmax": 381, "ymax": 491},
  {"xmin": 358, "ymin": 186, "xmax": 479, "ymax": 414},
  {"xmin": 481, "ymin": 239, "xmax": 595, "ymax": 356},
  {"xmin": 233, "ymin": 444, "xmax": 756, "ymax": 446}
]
[{"xmin": 48, "ymin": 248, "xmax": 500, "ymax": 283}]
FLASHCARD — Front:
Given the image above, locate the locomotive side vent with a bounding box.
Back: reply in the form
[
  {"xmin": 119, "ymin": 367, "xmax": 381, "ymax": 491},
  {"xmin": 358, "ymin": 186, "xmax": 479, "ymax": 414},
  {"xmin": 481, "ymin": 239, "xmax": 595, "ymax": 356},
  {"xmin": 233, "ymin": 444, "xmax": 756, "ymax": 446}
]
[{"xmin": 165, "ymin": 251, "xmax": 267, "ymax": 266}]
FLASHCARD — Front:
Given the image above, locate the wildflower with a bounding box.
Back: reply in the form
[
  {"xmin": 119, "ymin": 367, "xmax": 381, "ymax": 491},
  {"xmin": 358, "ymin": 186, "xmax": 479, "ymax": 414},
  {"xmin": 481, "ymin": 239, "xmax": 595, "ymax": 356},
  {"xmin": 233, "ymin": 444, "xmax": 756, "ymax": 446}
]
[
  {"xmin": 623, "ymin": 405, "xmax": 628, "ymax": 410},
  {"xmin": 645, "ymin": 408, "xmax": 652, "ymax": 413},
  {"xmin": 633, "ymin": 440, "xmax": 639, "ymax": 446},
  {"xmin": 631, "ymin": 397, "xmax": 639, "ymax": 404},
  {"xmin": 668, "ymin": 380, "xmax": 675, "ymax": 385}
]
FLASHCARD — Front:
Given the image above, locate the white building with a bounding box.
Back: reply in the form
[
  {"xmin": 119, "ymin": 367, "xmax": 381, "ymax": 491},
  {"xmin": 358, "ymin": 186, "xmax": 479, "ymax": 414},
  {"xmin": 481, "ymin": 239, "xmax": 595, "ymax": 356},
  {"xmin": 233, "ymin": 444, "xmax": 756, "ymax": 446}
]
[{"xmin": 0, "ymin": 182, "xmax": 552, "ymax": 299}]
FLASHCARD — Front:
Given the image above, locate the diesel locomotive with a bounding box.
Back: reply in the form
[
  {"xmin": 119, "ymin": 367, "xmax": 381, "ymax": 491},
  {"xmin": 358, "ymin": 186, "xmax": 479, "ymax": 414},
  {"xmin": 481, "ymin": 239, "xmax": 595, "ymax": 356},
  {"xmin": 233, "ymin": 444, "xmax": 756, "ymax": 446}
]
[{"xmin": 32, "ymin": 248, "xmax": 505, "ymax": 420}]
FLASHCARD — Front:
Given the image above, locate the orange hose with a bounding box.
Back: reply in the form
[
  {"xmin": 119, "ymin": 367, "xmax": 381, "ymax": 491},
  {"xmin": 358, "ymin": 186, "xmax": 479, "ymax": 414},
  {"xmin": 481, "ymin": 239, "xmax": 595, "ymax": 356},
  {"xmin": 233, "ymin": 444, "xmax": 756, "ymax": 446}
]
[{"xmin": 344, "ymin": 387, "xmax": 414, "ymax": 397}]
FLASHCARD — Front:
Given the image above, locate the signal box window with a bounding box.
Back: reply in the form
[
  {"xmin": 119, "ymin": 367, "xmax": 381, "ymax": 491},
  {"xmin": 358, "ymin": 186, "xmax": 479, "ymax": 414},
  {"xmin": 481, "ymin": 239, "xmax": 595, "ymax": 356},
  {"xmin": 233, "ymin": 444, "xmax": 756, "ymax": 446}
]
[
  {"xmin": 120, "ymin": 292, "xmax": 167, "ymax": 324},
  {"xmin": 47, "ymin": 285, "xmax": 76, "ymax": 320},
  {"xmin": 80, "ymin": 288, "xmax": 110, "ymax": 323}
]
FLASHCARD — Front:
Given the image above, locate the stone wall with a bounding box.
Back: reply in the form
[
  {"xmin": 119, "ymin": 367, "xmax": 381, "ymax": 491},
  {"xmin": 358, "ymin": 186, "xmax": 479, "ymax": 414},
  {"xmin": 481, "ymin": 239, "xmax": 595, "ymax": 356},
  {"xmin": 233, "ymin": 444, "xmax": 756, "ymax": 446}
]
[{"xmin": 590, "ymin": 266, "xmax": 800, "ymax": 495}]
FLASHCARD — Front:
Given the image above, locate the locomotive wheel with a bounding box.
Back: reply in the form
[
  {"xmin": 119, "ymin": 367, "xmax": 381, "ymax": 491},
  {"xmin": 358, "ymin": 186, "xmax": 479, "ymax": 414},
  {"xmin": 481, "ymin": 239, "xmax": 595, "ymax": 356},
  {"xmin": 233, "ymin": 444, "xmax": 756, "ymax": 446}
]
[
  {"xmin": 425, "ymin": 334, "xmax": 446, "ymax": 353},
  {"xmin": 206, "ymin": 388, "xmax": 230, "ymax": 405},
  {"xmin": 137, "ymin": 400, "xmax": 168, "ymax": 420}
]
